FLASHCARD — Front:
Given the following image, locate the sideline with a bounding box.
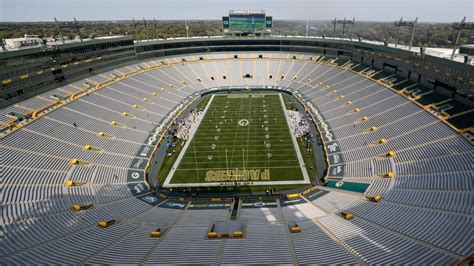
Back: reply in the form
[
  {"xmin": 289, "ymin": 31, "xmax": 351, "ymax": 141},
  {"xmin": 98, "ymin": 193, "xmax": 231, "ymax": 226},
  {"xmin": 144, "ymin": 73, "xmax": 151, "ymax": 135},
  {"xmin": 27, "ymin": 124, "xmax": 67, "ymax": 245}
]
[
  {"xmin": 279, "ymin": 93, "xmax": 311, "ymax": 184},
  {"xmin": 162, "ymin": 94, "xmax": 215, "ymax": 187},
  {"xmin": 163, "ymin": 93, "xmax": 311, "ymax": 188}
]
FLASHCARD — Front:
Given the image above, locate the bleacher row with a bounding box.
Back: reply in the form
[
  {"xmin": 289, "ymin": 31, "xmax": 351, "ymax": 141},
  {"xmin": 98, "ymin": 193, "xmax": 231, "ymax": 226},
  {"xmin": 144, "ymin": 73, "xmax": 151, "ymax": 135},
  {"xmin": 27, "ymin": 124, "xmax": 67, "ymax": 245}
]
[{"xmin": 1, "ymin": 52, "xmax": 473, "ymax": 264}]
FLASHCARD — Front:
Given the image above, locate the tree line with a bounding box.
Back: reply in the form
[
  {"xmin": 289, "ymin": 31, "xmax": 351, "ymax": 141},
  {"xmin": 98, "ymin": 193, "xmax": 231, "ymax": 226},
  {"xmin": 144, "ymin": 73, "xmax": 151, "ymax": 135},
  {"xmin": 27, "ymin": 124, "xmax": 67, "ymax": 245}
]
[{"xmin": 0, "ymin": 20, "xmax": 471, "ymax": 48}]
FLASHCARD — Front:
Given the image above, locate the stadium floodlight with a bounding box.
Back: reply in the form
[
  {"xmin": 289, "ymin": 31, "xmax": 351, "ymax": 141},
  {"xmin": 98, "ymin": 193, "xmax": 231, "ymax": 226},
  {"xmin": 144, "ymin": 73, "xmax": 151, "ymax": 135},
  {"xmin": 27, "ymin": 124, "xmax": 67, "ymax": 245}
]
[
  {"xmin": 451, "ymin": 17, "xmax": 473, "ymax": 59},
  {"xmin": 185, "ymin": 19, "xmax": 190, "ymax": 38},
  {"xmin": 50, "ymin": 18, "xmax": 84, "ymax": 43},
  {"xmin": 132, "ymin": 18, "xmax": 136, "ymax": 39},
  {"xmin": 54, "ymin": 18, "xmax": 65, "ymax": 44},
  {"xmin": 143, "ymin": 18, "xmax": 148, "ymax": 40},
  {"xmin": 132, "ymin": 18, "xmax": 138, "ymax": 40},
  {"xmin": 305, "ymin": 16, "xmax": 309, "ymax": 37},
  {"xmin": 351, "ymin": 18, "xmax": 356, "ymax": 41},
  {"xmin": 394, "ymin": 17, "xmax": 403, "ymax": 48},
  {"xmin": 393, "ymin": 17, "xmax": 418, "ymax": 50},
  {"xmin": 153, "ymin": 18, "xmax": 158, "ymax": 39},
  {"xmin": 332, "ymin": 17, "xmax": 355, "ymax": 40},
  {"xmin": 343, "ymin": 18, "xmax": 355, "ymax": 41},
  {"xmin": 73, "ymin": 18, "xmax": 83, "ymax": 42}
]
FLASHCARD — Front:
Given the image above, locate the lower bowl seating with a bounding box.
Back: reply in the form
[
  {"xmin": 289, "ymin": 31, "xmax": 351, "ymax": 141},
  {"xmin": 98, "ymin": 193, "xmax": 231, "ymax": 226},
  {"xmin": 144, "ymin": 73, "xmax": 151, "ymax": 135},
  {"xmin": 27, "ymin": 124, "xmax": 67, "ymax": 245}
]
[{"xmin": 1, "ymin": 52, "xmax": 472, "ymax": 264}]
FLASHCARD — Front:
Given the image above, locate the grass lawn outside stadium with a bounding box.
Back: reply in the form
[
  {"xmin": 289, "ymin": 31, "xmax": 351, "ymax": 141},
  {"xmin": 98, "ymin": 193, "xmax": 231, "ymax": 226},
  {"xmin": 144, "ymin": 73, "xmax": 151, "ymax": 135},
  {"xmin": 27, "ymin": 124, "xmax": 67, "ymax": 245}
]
[{"xmin": 162, "ymin": 93, "xmax": 311, "ymax": 188}]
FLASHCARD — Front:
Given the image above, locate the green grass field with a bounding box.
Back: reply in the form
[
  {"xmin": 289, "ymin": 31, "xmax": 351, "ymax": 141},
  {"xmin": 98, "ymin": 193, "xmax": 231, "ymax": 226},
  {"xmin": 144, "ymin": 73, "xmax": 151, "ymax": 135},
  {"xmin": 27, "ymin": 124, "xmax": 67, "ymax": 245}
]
[{"xmin": 165, "ymin": 93, "xmax": 308, "ymax": 187}]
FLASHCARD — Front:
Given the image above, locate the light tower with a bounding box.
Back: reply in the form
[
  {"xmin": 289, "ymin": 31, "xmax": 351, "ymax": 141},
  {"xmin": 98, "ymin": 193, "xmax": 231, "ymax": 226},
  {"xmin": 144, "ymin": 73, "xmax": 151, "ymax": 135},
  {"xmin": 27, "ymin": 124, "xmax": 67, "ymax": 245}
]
[
  {"xmin": 185, "ymin": 19, "xmax": 190, "ymax": 38},
  {"xmin": 305, "ymin": 15, "xmax": 309, "ymax": 37},
  {"xmin": 332, "ymin": 18, "xmax": 355, "ymax": 40},
  {"xmin": 153, "ymin": 18, "xmax": 158, "ymax": 39},
  {"xmin": 73, "ymin": 17, "xmax": 83, "ymax": 42},
  {"xmin": 451, "ymin": 17, "xmax": 474, "ymax": 59},
  {"xmin": 342, "ymin": 17, "xmax": 355, "ymax": 40},
  {"xmin": 54, "ymin": 18, "xmax": 65, "ymax": 44},
  {"xmin": 132, "ymin": 18, "xmax": 137, "ymax": 40},
  {"xmin": 143, "ymin": 18, "xmax": 148, "ymax": 40},
  {"xmin": 393, "ymin": 17, "xmax": 418, "ymax": 50}
]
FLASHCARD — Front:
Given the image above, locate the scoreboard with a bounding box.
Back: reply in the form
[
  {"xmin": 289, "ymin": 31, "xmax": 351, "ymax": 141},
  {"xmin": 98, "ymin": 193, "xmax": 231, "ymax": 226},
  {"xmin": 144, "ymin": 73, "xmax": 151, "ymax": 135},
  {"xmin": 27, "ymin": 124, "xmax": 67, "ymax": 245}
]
[
  {"xmin": 223, "ymin": 10, "xmax": 272, "ymax": 34},
  {"xmin": 230, "ymin": 10, "xmax": 266, "ymax": 33}
]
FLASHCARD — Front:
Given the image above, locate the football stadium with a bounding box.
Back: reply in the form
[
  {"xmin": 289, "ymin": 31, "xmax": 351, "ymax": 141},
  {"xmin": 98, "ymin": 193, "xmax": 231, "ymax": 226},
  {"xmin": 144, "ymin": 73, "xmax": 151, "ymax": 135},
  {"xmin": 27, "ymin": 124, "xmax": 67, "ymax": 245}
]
[{"xmin": 1, "ymin": 2, "xmax": 474, "ymax": 265}]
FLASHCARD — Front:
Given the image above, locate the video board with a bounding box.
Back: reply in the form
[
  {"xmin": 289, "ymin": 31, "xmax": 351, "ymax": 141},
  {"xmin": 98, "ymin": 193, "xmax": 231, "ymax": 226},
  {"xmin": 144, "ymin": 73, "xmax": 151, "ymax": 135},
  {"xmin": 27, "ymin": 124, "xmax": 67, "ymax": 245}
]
[
  {"xmin": 230, "ymin": 14, "xmax": 265, "ymax": 32},
  {"xmin": 227, "ymin": 10, "xmax": 267, "ymax": 33}
]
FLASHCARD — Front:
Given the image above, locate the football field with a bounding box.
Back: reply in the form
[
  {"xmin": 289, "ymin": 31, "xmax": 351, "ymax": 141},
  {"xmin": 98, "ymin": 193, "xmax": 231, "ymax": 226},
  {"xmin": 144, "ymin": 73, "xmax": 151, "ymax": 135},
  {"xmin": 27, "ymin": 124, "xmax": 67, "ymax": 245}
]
[{"xmin": 163, "ymin": 93, "xmax": 310, "ymax": 187}]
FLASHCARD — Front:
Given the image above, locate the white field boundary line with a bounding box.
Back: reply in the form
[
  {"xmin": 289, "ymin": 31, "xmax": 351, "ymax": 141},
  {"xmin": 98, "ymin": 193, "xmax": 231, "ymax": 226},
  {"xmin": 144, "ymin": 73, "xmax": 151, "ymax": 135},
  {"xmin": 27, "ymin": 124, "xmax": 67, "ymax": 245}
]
[
  {"xmin": 162, "ymin": 94, "xmax": 215, "ymax": 188},
  {"xmin": 179, "ymin": 150, "xmax": 298, "ymax": 155},
  {"xmin": 165, "ymin": 94, "xmax": 312, "ymax": 188},
  {"xmin": 185, "ymin": 144, "xmax": 295, "ymax": 148},
  {"xmin": 178, "ymin": 160, "xmax": 300, "ymax": 165},
  {"xmin": 279, "ymin": 93, "xmax": 311, "ymax": 184},
  {"xmin": 164, "ymin": 180, "xmax": 311, "ymax": 187},
  {"xmin": 176, "ymin": 166, "xmax": 302, "ymax": 170}
]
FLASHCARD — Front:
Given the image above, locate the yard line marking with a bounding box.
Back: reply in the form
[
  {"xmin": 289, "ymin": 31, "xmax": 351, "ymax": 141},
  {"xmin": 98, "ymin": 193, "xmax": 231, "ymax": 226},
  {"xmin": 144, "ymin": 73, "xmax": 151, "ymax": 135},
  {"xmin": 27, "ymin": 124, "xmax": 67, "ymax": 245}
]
[
  {"xmin": 228, "ymin": 96, "xmax": 246, "ymax": 168},
  {"xmin": 191, "ymin": 127, "xmax": 200, "ymax": 182},
  {"xmin": 244, "ymin": 95, "xmax": 252, "ymax": 171}
]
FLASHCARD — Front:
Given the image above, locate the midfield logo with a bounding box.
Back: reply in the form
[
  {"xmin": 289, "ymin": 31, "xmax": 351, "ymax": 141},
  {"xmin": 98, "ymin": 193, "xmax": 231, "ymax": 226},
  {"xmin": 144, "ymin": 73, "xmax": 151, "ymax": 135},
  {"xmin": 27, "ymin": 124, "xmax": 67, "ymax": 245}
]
[{"xmin": 238, "ymin": 119, "xmax": 249, "ymax": 126}]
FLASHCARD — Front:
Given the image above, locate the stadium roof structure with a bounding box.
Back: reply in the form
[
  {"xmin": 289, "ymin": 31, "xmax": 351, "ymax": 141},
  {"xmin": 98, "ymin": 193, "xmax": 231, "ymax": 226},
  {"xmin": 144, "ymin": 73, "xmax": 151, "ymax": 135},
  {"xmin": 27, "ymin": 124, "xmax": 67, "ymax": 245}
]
[
  {"xmin": 2, "ymin": 32, "xmax": 473, "ymax": 65},
  {"xmin": 136, "ymin": 35, "xmax": 474, "ymax": 65}
]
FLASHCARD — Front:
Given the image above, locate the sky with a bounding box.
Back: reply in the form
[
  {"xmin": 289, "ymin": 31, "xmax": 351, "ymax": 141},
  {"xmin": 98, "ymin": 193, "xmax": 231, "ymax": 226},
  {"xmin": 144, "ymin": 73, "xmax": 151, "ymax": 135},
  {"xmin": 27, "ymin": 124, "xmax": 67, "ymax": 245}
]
[{"xmin": 0, "ymin": 0, "xmax": 472, "ymax": 22}]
